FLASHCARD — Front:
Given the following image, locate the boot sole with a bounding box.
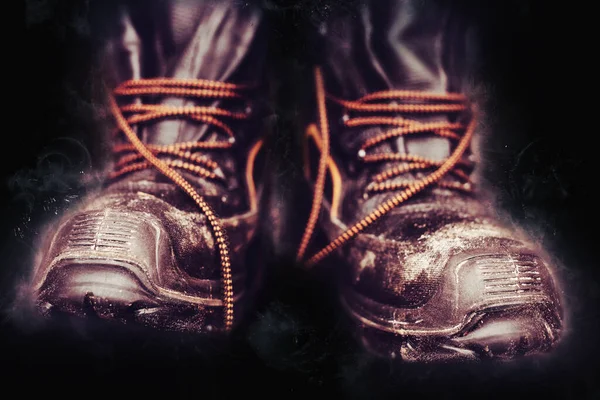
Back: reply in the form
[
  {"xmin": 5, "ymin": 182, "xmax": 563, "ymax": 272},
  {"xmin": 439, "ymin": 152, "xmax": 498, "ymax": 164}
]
[
  {"xmin": 36, "ymin": 262, "xmax": 246, "ymax": 333},
  {"xmin": 341, "ymin": 288, "xmax": 560, "ymax": 362}
]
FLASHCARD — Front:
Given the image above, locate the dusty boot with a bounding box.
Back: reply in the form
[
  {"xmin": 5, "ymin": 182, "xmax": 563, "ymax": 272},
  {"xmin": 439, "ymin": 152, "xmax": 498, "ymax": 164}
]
[
  {"xmin": 297, "ymin": 0, "xmax": 563, "ymax": 361},
  {"xmin": 28, "ymin": 0, "xmax": 267, "ymax": 333}
]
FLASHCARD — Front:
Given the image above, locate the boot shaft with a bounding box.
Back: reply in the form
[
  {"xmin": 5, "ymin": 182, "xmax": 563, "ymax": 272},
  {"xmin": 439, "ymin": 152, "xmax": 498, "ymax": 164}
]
[
  {"xmin": 99, "ymin": 0, "xmax": 267, "ymax": 217},
  {"xmin": 314, "ymin": 0, "xmax": 473, "ymax": 165}
]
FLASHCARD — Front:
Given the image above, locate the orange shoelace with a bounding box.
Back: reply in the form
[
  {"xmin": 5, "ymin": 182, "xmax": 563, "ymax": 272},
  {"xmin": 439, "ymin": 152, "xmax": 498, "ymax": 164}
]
[
  {"xmin": 109, "ymin": 78, "xmax": 252, "ymax": 331},
  {"xmin": 297, "ymin": 67, "xmax": 477, "ymax": 266}
]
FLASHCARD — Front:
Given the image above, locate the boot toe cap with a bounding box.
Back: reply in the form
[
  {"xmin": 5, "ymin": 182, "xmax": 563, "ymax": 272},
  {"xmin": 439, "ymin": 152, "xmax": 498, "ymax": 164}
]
[{"xmin": 343, "ymin": 249, "xmax": 564, "ymax": 360}]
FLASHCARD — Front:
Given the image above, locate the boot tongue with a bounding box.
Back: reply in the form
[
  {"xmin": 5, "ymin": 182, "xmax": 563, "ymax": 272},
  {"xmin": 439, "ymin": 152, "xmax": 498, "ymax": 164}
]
[
  {"xmin": 103, "ymin": 0, "xmax": 264, "ymax": 145},
  {"xmin": 319, "ymin": 0, "xmax": 460, "ymax": 162}
]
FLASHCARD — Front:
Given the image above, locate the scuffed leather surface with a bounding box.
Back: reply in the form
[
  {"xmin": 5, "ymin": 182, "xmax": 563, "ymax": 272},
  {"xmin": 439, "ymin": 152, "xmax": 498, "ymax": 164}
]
[
  {"xmin": 83, "ymin": 190, "xmax": 256, "ymax": 281},
  {"xmin": 32, "ymin": 189, "xmax": 255, "ymax": 298},
  {"xmin": 312, "ymin": 1, "xmax": 562, "ymax": 316},
  {"xmin": 32, "ymin": 0, "xmax": 265, "ymax": 306},
  {"xmin": 322, "ymin": 191, "xmax": 542, "ymax": 307}
]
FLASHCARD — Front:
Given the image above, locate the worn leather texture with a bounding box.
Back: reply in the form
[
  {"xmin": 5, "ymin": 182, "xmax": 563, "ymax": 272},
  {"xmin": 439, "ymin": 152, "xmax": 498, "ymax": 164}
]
[
  {"xmin": 30, "ymin": 0, "xmax": 267, "ymax": 331},
  {"xmin": 311, "ymin": 0, "xmax": 562, "ymax": 350}
]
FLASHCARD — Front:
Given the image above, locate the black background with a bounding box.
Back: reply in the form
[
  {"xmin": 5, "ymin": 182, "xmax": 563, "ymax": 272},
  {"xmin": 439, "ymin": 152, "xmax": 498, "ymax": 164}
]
[{"xmin": 3, "ymin": 0, "xmax": 599, "ymax": 398}]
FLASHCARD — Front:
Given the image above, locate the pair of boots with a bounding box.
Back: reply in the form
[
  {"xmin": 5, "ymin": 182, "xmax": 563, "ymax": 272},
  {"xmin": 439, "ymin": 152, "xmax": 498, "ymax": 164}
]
[{"xmin": 27, "ymin": 0, "xmax": 563, "ymax": 362}]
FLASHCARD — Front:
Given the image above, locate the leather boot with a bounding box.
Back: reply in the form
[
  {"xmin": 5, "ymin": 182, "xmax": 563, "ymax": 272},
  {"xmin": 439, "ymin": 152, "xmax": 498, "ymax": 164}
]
[
  {"xmin": 28, "ymin": 0, "xmax": 267, "ymax": 333},
  {"xmin": 297, "ymin": 0, "xmax": 563, "ymax": 361}
]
